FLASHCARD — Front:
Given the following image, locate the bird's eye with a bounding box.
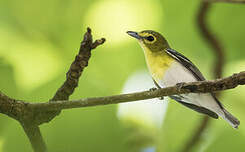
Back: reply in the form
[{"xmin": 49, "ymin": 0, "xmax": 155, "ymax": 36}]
[{"xmin": 146, "ymin": 36, "xmax": 154, "ymax": 41}]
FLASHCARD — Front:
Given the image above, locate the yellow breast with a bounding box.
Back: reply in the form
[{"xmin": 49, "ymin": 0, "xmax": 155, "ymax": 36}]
[{"xmin": 141, "ymin": 44, "xmax": 175, "ymax": 82}]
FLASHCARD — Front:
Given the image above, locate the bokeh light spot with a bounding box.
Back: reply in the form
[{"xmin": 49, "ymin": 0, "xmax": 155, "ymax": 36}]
[
  {"xmin": 84, "ymin": 0, "xmax": 163, "ymax": 45},
  {"xmin": 118, "ymin": 70, "xmax": 168, "ymax": 129},
  {"xmin": 0, "ymin": 138, "xmax": 4, "ymax": 152},
  {"xmin": 0, "ymin": 26, "xmax": 63, "ymax": 91}
]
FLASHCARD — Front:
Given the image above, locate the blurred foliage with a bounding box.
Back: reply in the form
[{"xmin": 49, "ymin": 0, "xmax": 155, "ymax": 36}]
[{"xmin": 0, "ymin": 0, "xmax": 245, "ymax": 152}]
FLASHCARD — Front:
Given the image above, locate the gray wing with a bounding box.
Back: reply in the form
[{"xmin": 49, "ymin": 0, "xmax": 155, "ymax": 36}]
[
  {"xmin": 153, "ymin": 48, "xmax": 222, "ymax": 118},
  {"xmin": 166, "ymin": 48, "xmax": 205, "ymax": 81},
  {"xmin": 170, "ymin": 95, "xmax": 218, "ymax": 118},
  {"xmin": 154, "ymin": 77, "xmax": 217, "ymax": 118},
  {"xmin": 165, "ymin": 48, "xmax": 223, "ymax": 108}
]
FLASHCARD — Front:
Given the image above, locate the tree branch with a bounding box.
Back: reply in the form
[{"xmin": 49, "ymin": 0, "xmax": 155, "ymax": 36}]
[
  {"xmin": 0, "ymin": 92, "xmax": 48, "ymax": 151},
  {"xmin": 21, "ymin": 71, "xmax": 245, "ymax": 111},
  {"xmin": 33, "ymin": 27, "xmax": 105, "ymax": 125},
  {"xmin": 204, "ymin": 0, "xmax": 245, "ymax": 3},
  {"xmin": 0, "ymin": 70, "xmax": 244, "ymax": 152},
  {"xmin": 0, "ymin": 91, "xmax": 25, "ymax": 121},
  {"xmin": 1, "ymin": 72, "xmax": 244, "ymax": 116},
  {"xmin": 1, "ymin": 72, "xmax": 244, "ymax": 152},
  {"xmin": 51, "ymin": 28, "xmax": 105, "ymax": 102},
  {"xmin": 21, "ymin": 123, "xmax": 47, "ymax": 152},
  {"xmin": 0, "ymin": 28, "xmax": 105, "ymax": 152}
]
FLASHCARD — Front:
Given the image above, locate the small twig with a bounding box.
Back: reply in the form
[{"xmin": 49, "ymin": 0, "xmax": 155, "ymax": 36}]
[
  {"xmin": 51, "ymin": 27, "xmax": 105, "ymax": 101},
  {"xmin": 33, "ymin": 27, "xmax": 105, "ymax": 125},
  {"xmin": 38, "ymin": 28, "xmax": 105, "ymax": 124},
  {"xmin": 91, "ymin": 38, "xmax": 106, "ymax": 49},
  {"xmin": 204, "ymin": 0, "xmax": 245, "ymax": 3}
]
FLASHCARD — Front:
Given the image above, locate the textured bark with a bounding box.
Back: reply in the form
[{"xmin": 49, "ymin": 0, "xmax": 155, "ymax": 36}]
[
  {"xmin": 1, "ymin": 71, "xmax": 244, "ymax": 114},
  {"xmin": 22, "ymin": 123, "xmax": 47, "ymax": 152},
  {"xmin": 33, "ymin": 28, "xmax": 105, "ymax": 126},
  {"xmin": 0, "ymin": 28, "xmax": 105, "ymax": 152},
  {"xmin": 51, "ymin": 28, "xmax": 105, "ymax": 102},
  {"xmin": 28, "ymin": 71, "xmax": 245, "ymax": 111},
  {"xmin": 0, "ymin": 91, "xmax": 26, "ymax": 121}
]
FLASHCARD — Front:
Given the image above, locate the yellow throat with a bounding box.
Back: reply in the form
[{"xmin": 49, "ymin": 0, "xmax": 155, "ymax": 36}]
[{"xmin": 139, "ymin": 43, "xmax": 175, "ymax": 82}]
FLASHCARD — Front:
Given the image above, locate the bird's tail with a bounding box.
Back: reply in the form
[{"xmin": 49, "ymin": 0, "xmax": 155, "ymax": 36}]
[{"xmin": 220, "ymin": 108, "xmax": 240, "ymax": 129}]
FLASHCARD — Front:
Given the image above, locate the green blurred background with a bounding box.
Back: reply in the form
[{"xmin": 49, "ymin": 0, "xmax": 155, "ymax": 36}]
[{"xmin": 0, "ymin": 0, "xmax": 245, "ymax": 151}]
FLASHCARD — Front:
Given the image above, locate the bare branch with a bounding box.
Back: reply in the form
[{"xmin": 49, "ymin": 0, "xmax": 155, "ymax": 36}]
[
  {"xmin": 36, "ymin": 27, "xmax": 106, "ymax": 124},
  {"xmin": 30, "ymin": 27, "xmax": 105, "ymax": 151},
  {"xmin": 51, "ymin": 27, "xmax": 105, "ymax": 101},
  {"xmin": 22, "ymin": 124, "xmax": 47, "ymax": 152},
  {"xmin": 91, "ymin": 38, "xmax": 106, "ymax": 49},
  {"xmin": 1, "ymin": 71, "xmax": 244, "ymax": 152},
  {"xmin": 0, "ymin": 92, "xmax": 47, "ymax": 152},
  {"xmin": 1, "ymin": 72, "xmax": 244, "ymax": 115},
  {"xmin": 27, "ymin": 71, "xmax": 245, "ymax": 112},
  {"xmin": 0, "ymin": 27, "xmax": 106, "ymax": 152},
  {"xmin": 32, "ymin": 27, "xmax": 106, "ymax": 125},
  {"xmin": 0, "ymin": 91, "xmax": 26, "ymax": 121}
]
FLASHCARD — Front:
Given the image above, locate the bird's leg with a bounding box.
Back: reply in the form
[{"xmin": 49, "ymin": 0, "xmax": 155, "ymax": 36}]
[{"xmin": 151, "ymin": 79, "xmax": 165, "ymax": 100}]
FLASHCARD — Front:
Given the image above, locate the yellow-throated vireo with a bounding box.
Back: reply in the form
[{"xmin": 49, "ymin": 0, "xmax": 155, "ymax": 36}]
[{"xmin": 127, "ymin": 30, "xmax": 240, "ymax": 129}]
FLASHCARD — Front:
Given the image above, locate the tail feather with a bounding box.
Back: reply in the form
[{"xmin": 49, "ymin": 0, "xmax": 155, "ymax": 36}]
[
  {"xmin": 212, "ymin": 95, "xmax": 240, "ymax": 129},
  {"xmin": 221, "ymin": 109, "xmax": 240, "ymax": 129}
]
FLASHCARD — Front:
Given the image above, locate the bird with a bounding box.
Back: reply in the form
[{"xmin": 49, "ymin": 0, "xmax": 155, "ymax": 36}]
[{"xmin": 127, "ymin": 30, "xmax": 240, "ymax": 128}]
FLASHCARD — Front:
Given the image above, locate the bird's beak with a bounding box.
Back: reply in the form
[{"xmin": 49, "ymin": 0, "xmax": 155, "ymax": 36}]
[{"xmin": 127, "ymin": 31, "xmax": 142, "ymax": 40}]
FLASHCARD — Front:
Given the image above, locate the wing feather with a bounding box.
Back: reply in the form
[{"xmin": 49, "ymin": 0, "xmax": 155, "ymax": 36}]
[
  {"xmin": 159, "ymin": 48, "xmax": 224, "ymax": 114},
  {"xmin": 166, "ymin": 49, "xmax": 205, "ymax": 81}
]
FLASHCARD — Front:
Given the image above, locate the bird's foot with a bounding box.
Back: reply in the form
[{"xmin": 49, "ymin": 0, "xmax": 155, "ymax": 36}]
[
  {"xmin": 176, "ymin": 82, "xmax": 185, "ymax": 92},
  {"xmin": 158, "ymin": 96, "xmax": 164, "ymax": 100},
  {"xmin": 149, "ymin": 87, "xmax": 164, "ymax": 100},
  {"xmin": 149, "ymin": 87, "xmax": 157, "ymax": 92}
]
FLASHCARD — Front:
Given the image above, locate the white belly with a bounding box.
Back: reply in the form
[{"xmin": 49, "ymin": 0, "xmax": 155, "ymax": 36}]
[
  {"xmin": 159, "ymin": 61, "xmax": 197, "ymax": 87},
  {"xmin": 156, "ymin": 61, "xmax": 222, "ymax": 112}
]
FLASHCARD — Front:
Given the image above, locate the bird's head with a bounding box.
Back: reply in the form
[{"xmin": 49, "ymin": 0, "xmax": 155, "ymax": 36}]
[{"xmin": 127, "ymin": 30, "xmax": 169, "ymax": 52}]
